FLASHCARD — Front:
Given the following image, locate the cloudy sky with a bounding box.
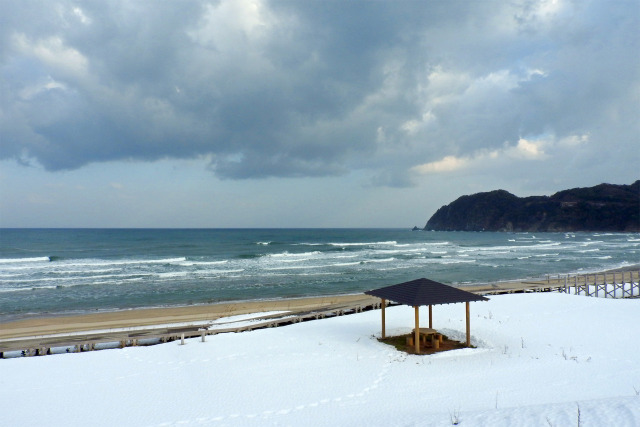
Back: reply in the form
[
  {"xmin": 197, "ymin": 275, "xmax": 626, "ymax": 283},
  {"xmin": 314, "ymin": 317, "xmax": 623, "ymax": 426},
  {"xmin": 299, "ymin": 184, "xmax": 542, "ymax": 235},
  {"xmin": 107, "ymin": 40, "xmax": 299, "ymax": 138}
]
[{"xmin": 1, "ymin": 0, "xmax": 638, "ymax": 228}]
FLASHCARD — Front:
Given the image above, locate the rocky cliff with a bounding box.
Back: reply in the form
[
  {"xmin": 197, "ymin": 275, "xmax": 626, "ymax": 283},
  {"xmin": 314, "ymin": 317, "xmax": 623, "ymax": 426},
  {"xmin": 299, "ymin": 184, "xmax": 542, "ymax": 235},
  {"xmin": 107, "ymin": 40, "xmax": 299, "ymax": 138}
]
[{"xmin": 424, "ymin": 181, "xmax": 640, "ymax": 232}]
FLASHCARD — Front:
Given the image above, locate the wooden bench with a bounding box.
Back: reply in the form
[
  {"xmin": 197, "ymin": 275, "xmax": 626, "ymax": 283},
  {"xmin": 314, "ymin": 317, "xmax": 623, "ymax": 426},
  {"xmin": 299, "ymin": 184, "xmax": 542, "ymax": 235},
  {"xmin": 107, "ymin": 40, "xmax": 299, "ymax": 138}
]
[{"xmin": 406, "ymin": 328, "xmax": 443, "ymax": 349}]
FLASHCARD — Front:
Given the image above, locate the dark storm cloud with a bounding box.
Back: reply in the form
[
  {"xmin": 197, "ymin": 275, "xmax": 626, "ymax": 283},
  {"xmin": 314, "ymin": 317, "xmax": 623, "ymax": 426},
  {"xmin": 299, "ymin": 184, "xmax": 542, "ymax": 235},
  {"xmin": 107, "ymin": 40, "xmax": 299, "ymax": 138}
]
[{"xmin": 1, "ymin": 0, "xmax": 638, "ymax": 182}]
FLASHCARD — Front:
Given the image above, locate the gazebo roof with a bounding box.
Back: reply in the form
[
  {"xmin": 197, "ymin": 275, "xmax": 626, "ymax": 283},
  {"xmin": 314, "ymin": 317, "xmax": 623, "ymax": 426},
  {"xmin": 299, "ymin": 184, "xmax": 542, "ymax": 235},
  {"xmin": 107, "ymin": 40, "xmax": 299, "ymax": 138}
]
[{"xmin": 365, "ymin": 278, "xmax": 488, "ymax": 307}]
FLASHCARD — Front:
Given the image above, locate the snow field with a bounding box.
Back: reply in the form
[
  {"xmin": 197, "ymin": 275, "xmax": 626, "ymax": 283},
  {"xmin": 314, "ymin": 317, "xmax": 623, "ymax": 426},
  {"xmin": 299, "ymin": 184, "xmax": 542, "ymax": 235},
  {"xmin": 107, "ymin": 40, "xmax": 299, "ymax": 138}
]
[{"xmin": 1, "ymin": 292, "xmax": 639, "ymax": 426}]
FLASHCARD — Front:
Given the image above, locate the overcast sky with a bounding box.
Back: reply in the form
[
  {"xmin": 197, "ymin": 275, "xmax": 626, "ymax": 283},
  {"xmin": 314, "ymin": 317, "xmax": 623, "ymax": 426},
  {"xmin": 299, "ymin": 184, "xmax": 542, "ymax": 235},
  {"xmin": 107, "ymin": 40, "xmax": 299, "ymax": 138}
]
[{"xmin": 1, "ymin": 0, "xmax": 638, "ymax": 228}]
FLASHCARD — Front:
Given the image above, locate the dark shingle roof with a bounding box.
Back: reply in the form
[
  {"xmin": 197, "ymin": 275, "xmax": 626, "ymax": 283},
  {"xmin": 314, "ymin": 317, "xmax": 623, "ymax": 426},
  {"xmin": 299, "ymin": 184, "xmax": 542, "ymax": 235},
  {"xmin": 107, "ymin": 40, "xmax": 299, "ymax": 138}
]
[{"xmin": 365, "ymin": 278, "xmax": 488, "ymax": 306}]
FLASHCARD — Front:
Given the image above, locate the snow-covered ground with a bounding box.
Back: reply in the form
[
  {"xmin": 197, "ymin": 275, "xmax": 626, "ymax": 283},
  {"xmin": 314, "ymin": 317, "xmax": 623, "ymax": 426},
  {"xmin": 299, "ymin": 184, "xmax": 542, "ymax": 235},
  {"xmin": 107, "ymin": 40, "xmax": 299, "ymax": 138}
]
[{"xmin": 1, "ymin": 292, "xmax": 639, "ymax": 426}]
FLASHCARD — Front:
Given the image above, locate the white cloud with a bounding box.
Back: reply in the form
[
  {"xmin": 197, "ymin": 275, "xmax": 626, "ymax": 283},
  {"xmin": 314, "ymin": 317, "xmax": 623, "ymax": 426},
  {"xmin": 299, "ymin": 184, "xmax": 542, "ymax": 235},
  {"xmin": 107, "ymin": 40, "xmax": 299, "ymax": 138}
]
[
  {"xmin": 412, "ymin": 136, "xmax": 554, "ymax": 176},
  {"xmin": 411, "ymin": 155, "xmax": 471, "ymax": 174},
  {"xmin": 507, "ymin": 138, "xmax": 548, "ymax": 160},
  {"xmin": 187, "ymin": 0, "xmax": 275, "ymax": 50},
  {"xmin": 411, "ymin": 131, "xmax": 593, "ymax": 177},
  {"xmin": 13, "ymin": 34, "xmax": 88, "ymax": 78},
  {"xmin": 19, "ymin": 77, "xmax": 67, "ymax": 100},
  {"xmin": 558, "ymin": 133, "xmax": 590, "ymax": 147},
  {"xmin": 72, "ymin": 7, "xmax": 91, "ymax": 25}
]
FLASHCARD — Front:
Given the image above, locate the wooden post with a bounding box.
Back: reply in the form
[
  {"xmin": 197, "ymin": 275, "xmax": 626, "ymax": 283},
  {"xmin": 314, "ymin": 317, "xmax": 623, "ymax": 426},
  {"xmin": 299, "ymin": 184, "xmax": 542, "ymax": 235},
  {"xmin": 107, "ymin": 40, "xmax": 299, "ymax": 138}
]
[
  {"xmin": 428, "ymin": 305, "xmax": 433, "ymax": 328},
  {"xmin": 465, "ymin": 302, "xmax": 471, "ymax": 347},
  {"xmin": 584, "ymin": 275, "xmax": 588, "ymax": 295},
  {"xmin": 180, "ymin": 333, "xmax": 185, "ymax": 345},
  {"xmin": 414, "ymin": 306, "xmax": 420, "ymax": 354},
  {"xmin": 381, "ymin": 298, "xmax": 386, "ymax": 339}
]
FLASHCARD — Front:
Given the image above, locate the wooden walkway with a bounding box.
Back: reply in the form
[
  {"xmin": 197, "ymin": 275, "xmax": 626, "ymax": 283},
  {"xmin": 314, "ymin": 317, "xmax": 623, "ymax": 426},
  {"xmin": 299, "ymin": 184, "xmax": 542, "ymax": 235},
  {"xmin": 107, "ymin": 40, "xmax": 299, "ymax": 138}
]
[
  {"xmin": 0, "ymin": 296, "xmax": 388, "ymax": 358},
  {"xmin": 2, "ymin": 269, "xmax": 638, "ymax": 359},
  {"xmin": 467, "ymin": 270, "xmax": 640, "ymax": 297}
]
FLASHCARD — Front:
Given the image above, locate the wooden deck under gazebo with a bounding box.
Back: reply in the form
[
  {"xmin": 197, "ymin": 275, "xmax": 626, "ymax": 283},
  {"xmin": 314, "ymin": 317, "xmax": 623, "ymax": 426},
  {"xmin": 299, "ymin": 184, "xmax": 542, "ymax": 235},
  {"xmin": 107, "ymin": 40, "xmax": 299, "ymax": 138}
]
[{"xmin": 365, "ymin": 278, "xmax": 489, "ymax": 354}]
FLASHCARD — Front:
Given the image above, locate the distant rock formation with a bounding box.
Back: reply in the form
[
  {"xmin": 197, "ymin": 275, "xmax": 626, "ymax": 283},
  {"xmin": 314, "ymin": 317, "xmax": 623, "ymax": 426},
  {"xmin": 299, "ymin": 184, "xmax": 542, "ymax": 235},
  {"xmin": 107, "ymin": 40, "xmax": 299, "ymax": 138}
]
[{"xmin": 424, "ymin": 181, "xmax": 640, "ymax": 232}]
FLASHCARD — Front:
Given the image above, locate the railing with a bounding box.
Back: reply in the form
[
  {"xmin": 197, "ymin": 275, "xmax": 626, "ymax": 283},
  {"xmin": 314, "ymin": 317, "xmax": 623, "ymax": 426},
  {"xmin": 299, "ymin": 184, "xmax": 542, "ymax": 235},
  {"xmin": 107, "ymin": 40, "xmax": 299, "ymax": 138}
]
[{"xmin": 556, "ymin": 270, "xmax": 640, "ymax": 298}]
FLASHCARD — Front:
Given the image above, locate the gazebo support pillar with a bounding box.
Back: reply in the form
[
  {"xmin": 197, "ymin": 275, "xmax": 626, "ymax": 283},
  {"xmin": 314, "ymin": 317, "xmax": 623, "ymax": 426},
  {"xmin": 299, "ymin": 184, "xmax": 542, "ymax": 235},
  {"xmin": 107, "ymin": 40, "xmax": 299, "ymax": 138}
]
[
  {"xmin": 365, "ymin": 278, "xmax": 488, "ymax": 353},
  {"xmin": 414, "ymin": 306, "xmax": 420, "ymax": 354},
  {"xmin": 381, "ymin": 298, "xmax": 386, "ymax": 338},
  {"xmin": 465, "ymin": 301, "xmax": 470, "ymax": 347}
]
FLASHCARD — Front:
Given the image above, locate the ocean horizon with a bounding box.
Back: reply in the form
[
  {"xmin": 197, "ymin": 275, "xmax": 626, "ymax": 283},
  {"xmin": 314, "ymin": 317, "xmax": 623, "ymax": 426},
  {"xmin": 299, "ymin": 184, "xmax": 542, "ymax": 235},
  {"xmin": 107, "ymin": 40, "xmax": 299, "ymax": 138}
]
[{"xmin": 1, "ymin": 228, "xmax": 638, "ymax": 322}]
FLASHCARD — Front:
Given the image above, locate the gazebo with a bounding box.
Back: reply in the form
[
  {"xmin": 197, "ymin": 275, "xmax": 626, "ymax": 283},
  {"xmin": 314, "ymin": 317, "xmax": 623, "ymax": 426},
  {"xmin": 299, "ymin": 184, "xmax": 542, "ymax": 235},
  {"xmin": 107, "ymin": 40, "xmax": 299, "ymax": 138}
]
[{"xmin": 365, "ymin": 278, "xmax": 489, "ymax": 354}]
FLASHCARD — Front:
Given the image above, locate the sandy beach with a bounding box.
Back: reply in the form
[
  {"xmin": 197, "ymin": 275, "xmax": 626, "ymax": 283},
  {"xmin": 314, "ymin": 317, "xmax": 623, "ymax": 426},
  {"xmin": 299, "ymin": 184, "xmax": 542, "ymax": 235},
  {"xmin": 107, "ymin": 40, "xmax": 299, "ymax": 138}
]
[
  {"xmin": 0, "ymin": 293, "xmax": 379, "ymax": 340},
  {"xmin": 2, "ymin": 268, "xmax": 637, "ymax": 342}
]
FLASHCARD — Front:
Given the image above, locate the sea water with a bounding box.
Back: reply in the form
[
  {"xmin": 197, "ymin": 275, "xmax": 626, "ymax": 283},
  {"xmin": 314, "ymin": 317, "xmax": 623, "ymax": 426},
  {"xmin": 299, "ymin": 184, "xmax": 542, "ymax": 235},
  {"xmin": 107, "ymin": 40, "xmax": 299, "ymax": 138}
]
[{"xmin": 1, "ymin": 229, "xmax": 638, "ymax": 321}]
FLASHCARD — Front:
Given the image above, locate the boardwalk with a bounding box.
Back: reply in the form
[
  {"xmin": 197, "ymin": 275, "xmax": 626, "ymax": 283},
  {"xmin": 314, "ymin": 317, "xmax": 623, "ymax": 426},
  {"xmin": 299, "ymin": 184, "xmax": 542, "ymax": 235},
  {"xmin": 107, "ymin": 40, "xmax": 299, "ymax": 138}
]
[
  {"xmin": 2, "ymin": 269, "xmax": 638, "ymax": 358},
  {"xmin": 0, "ymin": 295, "xmax": 384, "ymax": 358}
]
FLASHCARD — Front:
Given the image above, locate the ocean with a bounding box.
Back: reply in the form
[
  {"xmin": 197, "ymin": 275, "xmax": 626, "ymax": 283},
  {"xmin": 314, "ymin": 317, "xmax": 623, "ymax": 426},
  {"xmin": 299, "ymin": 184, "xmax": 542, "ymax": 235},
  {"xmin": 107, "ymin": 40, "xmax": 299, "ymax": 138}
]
[{"xmin": 1, "ymin": 228, "xmax": 638, "ymax": 322}]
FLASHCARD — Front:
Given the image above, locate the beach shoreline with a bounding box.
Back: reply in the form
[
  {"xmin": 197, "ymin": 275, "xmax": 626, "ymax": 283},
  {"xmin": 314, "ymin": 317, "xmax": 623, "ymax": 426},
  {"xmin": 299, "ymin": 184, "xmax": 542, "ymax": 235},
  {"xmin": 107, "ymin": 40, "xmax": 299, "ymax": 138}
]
[
  {"xmin": 2, "ymin": 266, "xmax": 638, "ymax": 342},
  {"xmin": 4, "ymin": 229, "xmax": 637, "ymax": 328},
  {"xmin": 0, "ymin": 293, "xmax": 375, "ymax": 340}
]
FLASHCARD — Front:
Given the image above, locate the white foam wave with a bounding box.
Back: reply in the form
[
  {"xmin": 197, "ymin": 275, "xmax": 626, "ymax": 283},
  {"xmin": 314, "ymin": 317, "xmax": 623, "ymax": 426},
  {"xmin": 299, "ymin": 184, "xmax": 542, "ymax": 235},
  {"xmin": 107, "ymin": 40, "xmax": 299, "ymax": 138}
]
[
  {"xmin": 365, "ymin": 258, "xmax": 395, "ymax": 263},
  {"xmin": 194, "ymin": 269, "xmax": 245, "ymax": 275},
  {"xmin": 0, "ymin": 285, "xmax": 60, "ymax": 293},
  {"xmin": 328, "ymin": 241, "xmax": 397, "ymax": 247},
  {"xmin": 175, "ymin": 260, "xmax": 228, "ymax": 267},
  {"xmin": 419, "ymin": 258, "xmax": 477, "ymax": 265},
  {"xmin": 376, "ymin": 248, "xmax": 425, "ymax": 255},
  {"xmin": 2, "ymin": 272, "xmax": 155, "ymax": 284},
  {"xmin": 157, "ymin": 272, "xmax": 188, "ymax": 279},
  {"xmin": 264, "ymin": 264, "xmax": 327, "ymax": 271},
  {"xmin": 0, "ymin": 257, "xmax": 50, "ymax": 264},
  {"xmin": 0, "ymin": 274, "xmax": 153, "ymax": 291},
  {"xmin": 62, "ymin": 257, "xmax": 188, "ymax": 268},
  {"xmin": 329, "ymin": 261, "xmax": 362, "ymax": 267},
  {"xmin": 50, "ymin": 268, "xmax": 120, "ymax": 274},
  {"xmin": 268, "ymin": 251, "xmax": 321, "ymax": 258},
  {"xmin": 456, "ymin": 242, "xmax": 562, "ymax": 254},
  {"xmin": 580, "ymin": 240, "xmax": 604, "ymax": 246}
]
